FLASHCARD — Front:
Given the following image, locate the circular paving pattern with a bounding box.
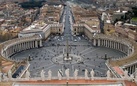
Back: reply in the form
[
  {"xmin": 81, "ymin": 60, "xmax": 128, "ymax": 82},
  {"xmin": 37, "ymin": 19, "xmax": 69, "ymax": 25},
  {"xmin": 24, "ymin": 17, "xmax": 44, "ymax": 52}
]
[{"xmin": 52, "ymin": 54, "xmax": 84, "ymax": 64}]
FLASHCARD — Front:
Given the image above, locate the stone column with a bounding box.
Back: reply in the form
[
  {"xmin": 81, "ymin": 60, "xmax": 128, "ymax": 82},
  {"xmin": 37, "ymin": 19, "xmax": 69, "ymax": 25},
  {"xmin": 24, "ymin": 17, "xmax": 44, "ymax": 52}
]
[
  {"xmin": 30, "ymin": 41, "xmax": 33, "ymax": 49},
  {"xmin": 124, "ymin": 45, "xmax": 126, "ymax": 54},
  {"xmin": 110, "ymin": 41, "xmax": 112, "ymax": 48},
  {"xmin": 10, "ymin": 46, "xmax": 12, "ymax": 56},
  {"xmin": 106, "ymin": 40, "xmax": 108, "ymax": 47},
  {"xmin": 121, "ymin": 44, "xmax": 124, "ymax": 52},
  {"xmin": 35, "ymin": 41, "xmax": 38, "ymax": 48},
  {"xmin": 22, "ymin": 43, "xmax": 25, "ymax": 50},
  {"xmin": 23, "ymin": 43, "xmax": 25, "ymax": 50},
  {"xmin": 117, "ymin": 43, "xmax": 119, "ymax": 50},
  {"xmin": 104, "ymin": 40, "xmax": 106, "ymax": 47},
  {"xmin": 30, "ymin": 42, "xmax": 32, "ymax": 49},
  {"xmin": 15, "ymin": 45, "xmax": 17, "ymax": 52},
  {"xmin": 131, "ymin": 66, "xmax": 133, "ymax": 74},
  {"xmin": 114, "ymin": 42, "xmax": 116, "ymax": 49},
  {"xmin": 103, "ymin": 40, "xmax": 105, "ymax": 46},
  {"xmin": 29, "ymin": 42, "xmax": 31, "ymax": 49},
  {"xmin": 18, "ymin": 44, "xmax": 21, "ymax": 51},
  {"xmin": 33, "ymin": 41, "xmax": 35, "ymax": 48},
  {"xmin": 98, "ymin": 39, "xmax": 100, "ymax": 46},
  {"xmin": 27, "ymin": 42, "xmax": 29, "ymax": 49},
  {"xmin": 103, "ymin": 39, "xmax": 105, "ymax": 46},
  {"xmin": 130, "ymin": 66, "xmax": 132, "ymax": 74},
  {"xmin": 133, "ymin": 65, "xmax": 136, "ymax": 73},
  {"xmin": 32, "ymin": 41, "xmax": 34, "ymax": 48},
  {"xmin": 100, "ymin": 39, "xmax": 102, "ymax": 46},
  {"xmin": 112, "ymin": 42, "xmax": 114, "ymax": 49},
  {"xmin": 39, "ymin": 40, "xmax": 43, "ymax": 47},
  {"xmin": 116, "ymin": 42, "xmax": 118, "ymax": 50},
  {"xmin": 20, "ymin": 43, "xmax": 22, "ymax": 51},
  {"xmin": 22, "ymin": 43, "xmax": 24, "ymax": 50},
  {"xmin": 93, "ymin": 39, "xmax": 96, "ymax": 46},
  {"xmin": 119, "ymin": 43, "xmax": 122, "ymax": 51},
  {"xmin": 13, "ymin": 45, "xmax": 16, "ymax": 53},
  {"xmin": 101, "ymin": 39, "xmax": 103, "ymax": 46},
  {"xmin": 118, "ymin": 43, "xmax": 120, "ymax": 50},
  {"xmin": 16, "ymin": 44, "xmax": 18, "ymax": 52},
  {"xmin": 128, "ymin": 66, "xmax": 130, "ymax": 74}
]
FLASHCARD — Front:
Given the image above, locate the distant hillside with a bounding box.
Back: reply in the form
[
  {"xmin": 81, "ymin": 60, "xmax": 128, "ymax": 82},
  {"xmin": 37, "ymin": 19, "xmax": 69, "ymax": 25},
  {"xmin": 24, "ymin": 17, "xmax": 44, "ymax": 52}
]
[
  {"xmin": 63, "ymin": 0, "xmax": 94, "ymax": 4},
  {"xmin": 132, "ymin": 7, "xmax": 137, "ymax": 17},
  {"xmin": 46, "ymin": 0, "xmax": 62, "ymax": 5},
  {"xmin": 19, "ymin": 1, "xmax": 46, "ymax": 8}
]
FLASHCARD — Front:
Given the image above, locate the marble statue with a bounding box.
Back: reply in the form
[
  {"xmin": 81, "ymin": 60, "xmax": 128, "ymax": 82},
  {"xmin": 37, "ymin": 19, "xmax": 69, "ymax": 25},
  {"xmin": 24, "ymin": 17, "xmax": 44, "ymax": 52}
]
[
  {"xmin": 90, "ymin": 69, "xmax": 94, "ymax": 80},
  {"xmin": 8, "ymin": 70, "xmax": 12, "ymax": 80},
  {"xmin": 48, "ymin": 70, "xmax": 52, "ymax": 80},
  {"xmin": 3, "ymin": 74, "xmax": 8, "ymax": 81},
  {"xmin": 25, "ymin": 70, "xmax": 30, "ymax": 79},
  {"xmin": 40, "ymin": 70, "xmax": 45, "ymax": 81},
  {"xmin": 107, "ymin": 70, "xmax": 111, "ymax": 80},
  {"xmin": 74, "ymin": 69, "xmax": 78, "ymax": 80},
  {"xmin": 65, "ymin": 68, "xmax": 69, "ymax": 80},
  {"xmin": 85, "ymin": 69, "xmax": 88, "ymax": 79},
  {"xmin": 124, "ymin": 70, "xmax": 129, "ymax": 79},
  {"xmin": 130, "ymin": 74, "xmax": 134, "ymax": 81}
]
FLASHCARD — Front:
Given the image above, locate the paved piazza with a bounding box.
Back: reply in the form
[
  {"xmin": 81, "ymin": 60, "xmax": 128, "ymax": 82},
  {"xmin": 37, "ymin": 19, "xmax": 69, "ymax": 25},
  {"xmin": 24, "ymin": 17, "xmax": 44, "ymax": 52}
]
[
  {"xmin": 11, "ymin": 34, "xmax": 125, "ymax": 78},
  {"xmin": 10, "ymin": 5, "xmax": 126, "ymax": 78}
]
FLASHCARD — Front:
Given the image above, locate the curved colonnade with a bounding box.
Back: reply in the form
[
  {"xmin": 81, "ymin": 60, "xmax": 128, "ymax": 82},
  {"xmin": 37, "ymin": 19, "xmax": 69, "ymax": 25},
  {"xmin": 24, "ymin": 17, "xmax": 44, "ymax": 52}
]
[
  {"xmin": 73, "ymin": 24, "xmax": 137, "ymax": 75},
  {"xmin": 1, "ymin": 35, "xmax": 43, "ymax": 62},
  {"xmin": 92, "ymin": 34, "xmax": 133, "ymax": 58},
  {"xmin": 93, "ymin": 35, "xmax": 137, "ymax": 75},
  {"xmin": 0, "ymin": 24, "xmax": 64, "ymax": 63}
]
